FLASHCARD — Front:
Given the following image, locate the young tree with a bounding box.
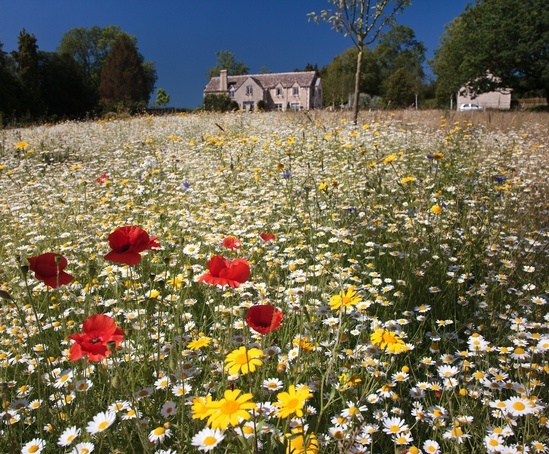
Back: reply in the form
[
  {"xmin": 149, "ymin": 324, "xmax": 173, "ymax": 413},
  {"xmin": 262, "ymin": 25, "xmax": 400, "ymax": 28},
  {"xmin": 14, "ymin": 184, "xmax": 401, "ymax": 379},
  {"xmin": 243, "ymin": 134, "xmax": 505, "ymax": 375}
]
[
  {"xmin": 155, "ymin": 88, "xmax": 170, "ymax": 107},
  {"xmin": 99, "ymin": 35, "xmax": 154, "ymax": 111},
  {"xmin": 322, "ymin": 47, "xmax": 380, "ymax": 107},
  {"xmin": 207, "ymin": 50, "xmax": 249, "ymax": 79},
  {"xmin": 0, "ymin": 41, "xmax": 21, "ymax": 120},
  {"xmin": 431, "ymin": 0, "xmax": 549, "ymax": 104},
  {"xmin": 309, "ymin": 0, "xmax": 410, "ymax": 123}
]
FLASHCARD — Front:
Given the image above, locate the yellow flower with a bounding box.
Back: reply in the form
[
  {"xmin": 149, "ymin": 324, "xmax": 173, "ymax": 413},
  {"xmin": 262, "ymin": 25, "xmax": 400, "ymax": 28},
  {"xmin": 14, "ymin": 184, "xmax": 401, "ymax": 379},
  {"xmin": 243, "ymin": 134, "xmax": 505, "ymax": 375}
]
[
  {"xmin": 274, "ymin": 385, "xmax": 313, "ymax": 419},
  {"xmin": 430, "ymin": 204, "xmax": 443, "ymax": 214},
  {"xmin": 191, "ymin": 395, "xmax": 216, "ymax": 420},
  {"xmin": 16, "ymin": 141, "xmax": 29, "ymax": 149},
  {"xmin": 401, "ymin": 176, "xmax": 416, "ymax": 184},
  {"xmin": 329, "ymin": 286, "xmax": 361, "ymax": 312},
  {"xmin": 370, "ymin": 329, "xmax": 408, "ymax": 354},
  {"xmin": 286, "ymin": 428, "xmax": 319, "ymax": 454},
  {"xmin": 206, "ymin": 389, "xmax": 255, "ymax": 430},
  {"xmin": 187, "ymin": 337, "xmax": 212, "ymax": 350},
  {"xmin": 383, "ymin": 154, "xmax": 397, "ymax": 164},
  {"xmin": 224, "ymin": 346, "xmax": 263, "ymax": 376}
]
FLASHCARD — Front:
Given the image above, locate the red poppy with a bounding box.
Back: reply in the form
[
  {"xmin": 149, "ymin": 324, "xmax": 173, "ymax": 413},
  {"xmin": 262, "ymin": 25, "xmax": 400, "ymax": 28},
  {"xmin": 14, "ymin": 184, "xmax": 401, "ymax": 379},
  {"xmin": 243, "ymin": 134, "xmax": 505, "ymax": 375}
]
[
  {"xmin": 27, "ymin": 253, "xmax": 73, "ymax": 288},
  {"xmin": 222, "ymin": 236, "xmax": 241, "ymax": 250},
  {"xmin": 246, "ymin": 305, "xmax": 283, "ymax": 334},
  {"xmin": 69, "ymin": 314, "xmax": 124, "ymax": 362},
  {"xmin": 198, "ymin": 255, "xmax": 250, "ymax": 288},
  {"xmin": 104, "ymin": 226, "xmax": 160, "ymax": 266},
  {"xmin": 260, "ymin": 233, "xmax": 276, "ymax": 242},
  {"xmin": 96, "ymin": 173, "xmax": 108, "ymax": 184}
]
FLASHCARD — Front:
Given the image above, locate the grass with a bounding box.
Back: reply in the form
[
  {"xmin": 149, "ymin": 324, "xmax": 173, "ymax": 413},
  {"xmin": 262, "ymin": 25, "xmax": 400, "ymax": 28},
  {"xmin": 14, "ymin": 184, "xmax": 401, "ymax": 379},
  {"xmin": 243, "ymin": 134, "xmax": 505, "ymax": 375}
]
[{"xmin": 0, "ymin": 109, "xmax": 548, "ymax": 453}]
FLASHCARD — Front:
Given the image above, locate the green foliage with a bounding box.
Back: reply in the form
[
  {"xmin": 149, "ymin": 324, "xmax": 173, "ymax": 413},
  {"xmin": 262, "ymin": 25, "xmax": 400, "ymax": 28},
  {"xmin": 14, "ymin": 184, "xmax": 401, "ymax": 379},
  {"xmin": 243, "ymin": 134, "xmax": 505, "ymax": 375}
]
[
  {"xmin": 431, "ymin": 0, "xmax": 549, "ymax": 103},
  {"xmin": 207, "ymin": 50, "xmax": 249, "ymax": 79},
  {"xmin": 309, "ymin": 0, "xmax": 411, "ymax": 122},
  {"xmin": 155, "ymin": 88, "xmax": 170, "ymax": 107},
  {"xmin": 203, "ymin": 93, "xmax": 233, "ymax": 111},
  {"xmin": 12, "ymin": 29, "xmax": 43, "ymax": 117},
  {"xmin": 385, "ymin": 67, "xmax": 418, "ymax": 107},
  {"xmin": 374, "ymin": 25, "xmax": 426, "ymax": 96},
  {"xmin": 321, "ymin": 47, "xmax": 381, "ymax": 107},
  {"xmin": 99, "ymin": 35, "xmax": 154, "ymax": 112}
]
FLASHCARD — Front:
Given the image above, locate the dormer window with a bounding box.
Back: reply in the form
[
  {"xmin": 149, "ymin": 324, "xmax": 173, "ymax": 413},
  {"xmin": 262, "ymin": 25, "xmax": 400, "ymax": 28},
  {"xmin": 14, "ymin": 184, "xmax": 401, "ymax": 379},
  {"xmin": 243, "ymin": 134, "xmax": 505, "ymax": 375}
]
[
  {"xmin": 292, "ymin": 86, "xmax": 299, "ymax": 96},
  {"xmin": 246, "ymin": 85, "xmax": 253, "ymax": 96},
  {"xmin": 276, "ymin": 87, "xmax": 282, "ymax": 97}
]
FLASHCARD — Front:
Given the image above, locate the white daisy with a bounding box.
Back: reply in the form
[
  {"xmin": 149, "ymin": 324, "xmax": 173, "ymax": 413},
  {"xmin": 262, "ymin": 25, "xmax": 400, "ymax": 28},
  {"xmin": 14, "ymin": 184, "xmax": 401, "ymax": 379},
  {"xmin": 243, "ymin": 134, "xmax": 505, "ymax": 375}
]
[
  {"xmin": 69, "ymin": 442, "xmax": 94, "ymax": 454},
  {"xmin": 21, "ymin": 438, "xmax": 46, "ymax": 454},
  {"xmin": 191, "ymin": 427, "xmax": 225, "ymax": 452},
  {"xmin": 148, "ymin": 426, "xmax": 172, "ymax": 444},
  {"xmin": 58, "ymin": 425, "xmax": 81, "ymax": 447},
  {"xmin": 86, "ymin": 410, "xmax": 116, "ymax": 434}
]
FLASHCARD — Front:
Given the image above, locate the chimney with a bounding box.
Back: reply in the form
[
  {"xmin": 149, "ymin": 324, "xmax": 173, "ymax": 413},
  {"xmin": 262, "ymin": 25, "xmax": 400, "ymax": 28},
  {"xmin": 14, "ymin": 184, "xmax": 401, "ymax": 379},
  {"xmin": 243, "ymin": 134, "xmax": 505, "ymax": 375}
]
[{"xmin": 220, "ymin": 69, "xmax": 228, "ymax": 92}]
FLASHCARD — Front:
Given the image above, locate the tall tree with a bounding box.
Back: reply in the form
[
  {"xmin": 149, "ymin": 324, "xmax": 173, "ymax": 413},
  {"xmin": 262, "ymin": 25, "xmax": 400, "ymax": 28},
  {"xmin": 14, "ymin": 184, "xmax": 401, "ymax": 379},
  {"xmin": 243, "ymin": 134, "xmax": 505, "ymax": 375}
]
[
  {"xmin": 99, "ymin": 35, "xmax": 154, "ymax": 111},
  {"xmin": 12, "ymin": 29, "xmax": 43, "ymax": 117},
  {"xmin": 207, "ymin": 50, "xmax": 249, "ymax": 79},
  {"xmin": 322, "ymin": 47, "xmax": 380, "ymax": 107},
  {"xmin": 309, "ymin": 0, "xmax": 410, "ymax": 123},
  {"xmin": 374, "ymin": 25, "xmax": 426, "ymax": 97},
  {"xmin": 58, "ymin": 26, "xmax": 134, "ymax": 88},
  {"xmin": 431, "ymin": 0, "xmax": 549, "ymax": 104},
  {"xmin": 0, "ymin": 41, "xmax": 21, "ymax": 120},
  {"xmin": 39, "ymin": 52, "xmax": 96, "ymax": 118}
]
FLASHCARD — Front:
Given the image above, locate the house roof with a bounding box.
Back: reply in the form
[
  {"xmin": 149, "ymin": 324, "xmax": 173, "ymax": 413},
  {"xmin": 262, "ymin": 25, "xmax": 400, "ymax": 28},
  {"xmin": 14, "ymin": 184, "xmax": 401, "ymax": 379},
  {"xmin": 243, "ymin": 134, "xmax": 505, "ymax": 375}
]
[{"xmin": 204, "ymin": 71, "xmax": 318, "ymax": 93}]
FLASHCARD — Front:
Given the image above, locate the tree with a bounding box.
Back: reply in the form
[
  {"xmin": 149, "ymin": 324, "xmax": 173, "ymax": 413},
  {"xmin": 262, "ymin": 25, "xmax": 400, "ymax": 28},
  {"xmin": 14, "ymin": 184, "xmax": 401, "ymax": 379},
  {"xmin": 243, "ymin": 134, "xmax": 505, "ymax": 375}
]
[
  {"xmin": 39, "ymin": 52, "xmax": 96, "ymax": 118},
  {"xmin": 321, "ymin": 47, "xmax": 381, "ymax": 107},
  {"xmin": 374, "ymin": 25, "xmax": 426, "ymax": 98},
  {"xmin": 58, "ymin": 26, "xmax": 134, "ymax": 88},
  {"xmin": 155, "ymin": 88, "xmax": 170, "ymax": 107},
  {"xmin": 0, "ymin": 41, "xmax": 21, "ymax": 120},
  {"xmin": 207, "ymin": 50, "xmax": 249, "ymax": 79},
  {"xmin": 99, "ymin": 35, "xmax": 154, "ymax": 111},
  {"xmin": 309, "ymin": 0, "xmax": 410, "ymax": 123},
  {"xmin": 385, "ymin": 67, "xmax": 418, "ymax": 107},
  {"xmin": 12, "ymin": 29, "xmax": 43, "ymax": 117},
  {"xmin": 431, "ymin": 0, "xmax": 549, "ymax": 104}
]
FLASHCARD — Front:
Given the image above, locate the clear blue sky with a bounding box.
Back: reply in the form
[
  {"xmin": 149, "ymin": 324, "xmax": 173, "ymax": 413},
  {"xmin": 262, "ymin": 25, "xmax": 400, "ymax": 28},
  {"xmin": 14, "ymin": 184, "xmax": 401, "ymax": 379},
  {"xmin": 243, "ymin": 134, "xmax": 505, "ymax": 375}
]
[{"xmin": 1, "ymin": 0, "xmax": 471, "ymax": 108}]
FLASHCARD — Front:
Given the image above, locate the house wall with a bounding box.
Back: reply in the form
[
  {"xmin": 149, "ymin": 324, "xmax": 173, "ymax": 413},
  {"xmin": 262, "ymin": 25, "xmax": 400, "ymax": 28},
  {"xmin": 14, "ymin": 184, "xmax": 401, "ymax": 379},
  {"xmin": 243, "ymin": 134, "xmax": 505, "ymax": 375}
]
[
  {"xmin": 233, "ymin": 78, "xmax": 264, "ymax": 111},
  {"xmin": 458, "ymin": 88, "xmax": 512, "ymax": 110}
]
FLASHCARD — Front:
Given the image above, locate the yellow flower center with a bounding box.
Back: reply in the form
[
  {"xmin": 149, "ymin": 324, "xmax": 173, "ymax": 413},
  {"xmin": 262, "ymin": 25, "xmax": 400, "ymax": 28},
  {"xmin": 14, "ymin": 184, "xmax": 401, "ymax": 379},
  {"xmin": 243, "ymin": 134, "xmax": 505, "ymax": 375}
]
[{"xmin": 204, "ymin": 436, "xmax": 218, "ymax": 446}]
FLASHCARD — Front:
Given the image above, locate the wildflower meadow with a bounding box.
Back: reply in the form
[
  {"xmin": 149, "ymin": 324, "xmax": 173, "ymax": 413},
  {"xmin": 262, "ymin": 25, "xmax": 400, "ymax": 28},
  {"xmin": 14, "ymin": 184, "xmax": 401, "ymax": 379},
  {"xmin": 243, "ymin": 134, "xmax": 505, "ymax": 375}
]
[{"xmin": 0, "ymin": 110, "xmax": 548, "ymax": 453}]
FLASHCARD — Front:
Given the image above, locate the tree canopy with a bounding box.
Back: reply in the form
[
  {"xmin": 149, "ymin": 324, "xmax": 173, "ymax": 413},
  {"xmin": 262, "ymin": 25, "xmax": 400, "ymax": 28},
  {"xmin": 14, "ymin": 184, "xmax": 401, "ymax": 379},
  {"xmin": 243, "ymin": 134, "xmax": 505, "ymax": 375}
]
[
  {"xmin": 431, "ymin": 0, "xmax": 549, "ymax": 103},
  {"xmin": 99, "ymin": 35, "xmax": 154, "ymax": 111},
  {"xmin": 207, "ymin": 50, "xmax": 249, "ymax": 79}
]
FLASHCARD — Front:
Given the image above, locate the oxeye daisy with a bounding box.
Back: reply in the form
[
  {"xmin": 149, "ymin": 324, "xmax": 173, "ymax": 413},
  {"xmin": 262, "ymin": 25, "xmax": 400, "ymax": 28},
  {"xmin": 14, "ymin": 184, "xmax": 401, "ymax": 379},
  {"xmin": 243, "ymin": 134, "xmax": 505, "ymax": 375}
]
[
  {"xmin": 21, "ymin": 438, "xmax": 46, "ymax": 453},
  {"xmin": 161, "ymin": 401, "xmax": 177, "ymax": 418},
  {"xmin": 191, "ymin": 427, "xmax": 225, "ymax": 452},
  {"xmin": 69, "ymin": 442, "xmax": 94, "ymax": 454},
  {"xmin": 58, "ymin": 426, "xmax": 81, "ymax": 447},
  {"xmin": 505, "ymin": 396, "xmax": 536, "ymax": 416},
  {"xmin": 262, "ymin": 377, "xmax": 284, "ymax": 392},
  {"xmin": 86, "ymin": 410, "xmax": 116, "ymax": 434},
  {"xmin": 148, "ymin": 425, "xmax": 172, "ymax": 444}
]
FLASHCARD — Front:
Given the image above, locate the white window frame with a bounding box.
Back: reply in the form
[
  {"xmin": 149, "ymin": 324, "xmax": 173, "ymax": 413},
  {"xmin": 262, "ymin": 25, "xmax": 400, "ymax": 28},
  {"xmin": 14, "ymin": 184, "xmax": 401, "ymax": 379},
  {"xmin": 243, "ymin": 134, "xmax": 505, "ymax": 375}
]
[
  {"xmin": 292, "ymin": 86, "xmax": 299, "ymax": 96},
  {"xmin": 246, "ymin": 85, "xmax": 253, "ymax": 96}
]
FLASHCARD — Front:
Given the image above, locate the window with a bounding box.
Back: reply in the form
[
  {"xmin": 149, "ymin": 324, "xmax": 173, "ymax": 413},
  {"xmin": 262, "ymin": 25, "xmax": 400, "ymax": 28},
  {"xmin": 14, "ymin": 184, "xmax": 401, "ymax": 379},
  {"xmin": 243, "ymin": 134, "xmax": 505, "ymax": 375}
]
[
  {"xmin": 290, "ymin": 102, "xmax": 300, "ymax": 111},
  {"xmin": 229, "ymin": 87, "xmax": 235, "ymax": 98},
  {"xmin": 276, "ymin": 87, "xmax": 282, "ymax": 97},
  {"xmin": 292, "ymin": 86, "xmax": 299, "ymax": 96},
  {"xmin": 275, "ymin": 103, "xmax": 283, "ymax": 111},
  {"xmin": 246, "ymin": 85, "xmax": 253, "ymax": 96}
]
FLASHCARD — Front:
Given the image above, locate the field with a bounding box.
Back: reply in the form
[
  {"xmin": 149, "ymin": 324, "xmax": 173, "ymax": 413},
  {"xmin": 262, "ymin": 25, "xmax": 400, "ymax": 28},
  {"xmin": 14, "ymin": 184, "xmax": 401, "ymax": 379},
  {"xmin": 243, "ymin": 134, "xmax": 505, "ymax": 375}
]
[{"xmin": 0, "ymin": 109, "xmax": 548, "ymax": 453}]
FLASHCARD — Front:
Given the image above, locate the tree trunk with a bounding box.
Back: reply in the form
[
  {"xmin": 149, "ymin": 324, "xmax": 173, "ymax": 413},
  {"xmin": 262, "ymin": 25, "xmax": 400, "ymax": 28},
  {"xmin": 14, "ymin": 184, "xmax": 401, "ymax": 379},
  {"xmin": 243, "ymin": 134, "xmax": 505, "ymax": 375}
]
[{"xmin": 352, "ymin": 46, "xmax": 363, "ymax": 124}]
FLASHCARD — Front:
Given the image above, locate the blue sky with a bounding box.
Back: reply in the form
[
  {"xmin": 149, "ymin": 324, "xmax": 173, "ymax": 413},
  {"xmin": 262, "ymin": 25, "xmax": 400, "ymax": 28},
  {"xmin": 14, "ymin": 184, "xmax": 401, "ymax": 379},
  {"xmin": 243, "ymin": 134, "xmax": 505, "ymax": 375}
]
[{"xmin": 1, "ymin": 0, "xmax": 471, "ymax": 108}]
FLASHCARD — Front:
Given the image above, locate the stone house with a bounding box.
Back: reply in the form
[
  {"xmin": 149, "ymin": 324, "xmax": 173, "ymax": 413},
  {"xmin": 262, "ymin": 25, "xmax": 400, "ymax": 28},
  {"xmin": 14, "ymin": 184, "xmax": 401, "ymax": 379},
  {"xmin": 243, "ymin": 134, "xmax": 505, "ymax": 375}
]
[{"xmin": 204, "ymin": 70, "xmax": 323, "ymax": 111}]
